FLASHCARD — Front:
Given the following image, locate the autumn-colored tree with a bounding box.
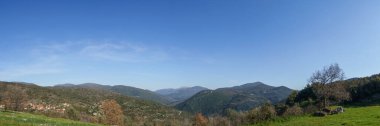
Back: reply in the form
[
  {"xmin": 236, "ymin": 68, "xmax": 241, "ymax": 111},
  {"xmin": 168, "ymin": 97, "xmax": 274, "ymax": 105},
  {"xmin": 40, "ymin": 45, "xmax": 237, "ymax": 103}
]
[
  {"xmin": 309, "ymin": 63, "xmax": 350, "ymax": 108},
  {"xmin": 194, "ymin": 113, "xmax": 208, "ymax": 126},
  {"xmin": 100, "ymin": 99, "xmax": 124, "ymax": 126}
]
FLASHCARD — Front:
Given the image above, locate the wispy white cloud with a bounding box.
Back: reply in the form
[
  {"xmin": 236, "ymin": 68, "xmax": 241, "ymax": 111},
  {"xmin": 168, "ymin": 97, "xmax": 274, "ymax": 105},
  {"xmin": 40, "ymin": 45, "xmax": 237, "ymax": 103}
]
[
  {"xmin": 29, "ymin": 41, "xmax": 170, "ymax": 63},
  {"xmin": 79, "ymin": 42, "xmax": 167, "ymax": 62},
  {"xmin": 0, "ymin": 40, "xmax": 215, "ymax": 80},
  {"xmin": 0, "ymin": 55, "xmax": 65, "ymax": 79}
]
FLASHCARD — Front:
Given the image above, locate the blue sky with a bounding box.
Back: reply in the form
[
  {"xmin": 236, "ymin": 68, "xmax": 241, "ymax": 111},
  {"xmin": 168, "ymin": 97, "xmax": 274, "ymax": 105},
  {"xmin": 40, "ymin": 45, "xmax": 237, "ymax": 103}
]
[{"xmin": 1, "ymin": 0, "xmax": 380, "ymax": 90}]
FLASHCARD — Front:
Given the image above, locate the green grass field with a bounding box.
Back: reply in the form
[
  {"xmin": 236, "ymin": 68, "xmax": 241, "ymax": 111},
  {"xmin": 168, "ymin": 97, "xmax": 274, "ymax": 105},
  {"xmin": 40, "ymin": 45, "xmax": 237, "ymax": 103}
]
[
  {"xmin": 0, "ymin": 111, "xmax": 102, "ymax": 126},
  {"xmin": 253, "ymin": 105, "xmax": 380, "ymax": 126}
]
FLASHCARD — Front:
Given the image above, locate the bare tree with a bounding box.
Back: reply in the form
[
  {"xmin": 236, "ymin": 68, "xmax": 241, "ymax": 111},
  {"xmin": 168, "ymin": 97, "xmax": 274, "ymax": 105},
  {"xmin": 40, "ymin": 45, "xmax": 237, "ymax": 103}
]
[
  {"xmin": 2, "ymin": 85, "xmax": 28, "ymax": 111},
  {"xmin": 309, "ymin": 63, "xmax": 349, "ymax": 108}
]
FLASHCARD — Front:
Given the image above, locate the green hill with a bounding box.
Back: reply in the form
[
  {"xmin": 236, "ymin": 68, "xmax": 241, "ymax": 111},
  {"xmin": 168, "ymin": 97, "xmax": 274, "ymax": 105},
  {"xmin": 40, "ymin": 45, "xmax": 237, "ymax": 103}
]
[
  {"xmin": 176, "ymin": 82, "xmax": 293, "ymax": 115},
  {"xmin": 0, "ymin": 111, "xmax": 101, "ymax": 126}
]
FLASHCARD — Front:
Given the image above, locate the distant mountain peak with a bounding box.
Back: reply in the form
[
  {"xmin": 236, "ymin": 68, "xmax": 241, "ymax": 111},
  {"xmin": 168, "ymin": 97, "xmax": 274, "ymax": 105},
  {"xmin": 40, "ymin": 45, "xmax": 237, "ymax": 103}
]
[
  {"xmin": 241, "ymin": 82, "xmax": 266, "ymax": 87},
  {"xmin": 155, "ymin": 86, "xmax": 209, "ymax": 105}
]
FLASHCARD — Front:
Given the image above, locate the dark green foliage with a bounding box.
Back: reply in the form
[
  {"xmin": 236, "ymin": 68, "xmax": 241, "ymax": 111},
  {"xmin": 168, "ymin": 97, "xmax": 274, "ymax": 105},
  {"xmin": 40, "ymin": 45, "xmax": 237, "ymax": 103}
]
[
  {"xmin": 295, "ymin": 84, "xmax": 317, "ymax": 103},
  {"xmin": 349, "ymin": 74, "xmax": 380, "ymax": 102},
  {"xmin": 274, "ymin": 103, "xmax": 288, "ymax": 116},
  {"xmin": 285, "ymin": 91, "xmax": 298, "ymax": 106}
]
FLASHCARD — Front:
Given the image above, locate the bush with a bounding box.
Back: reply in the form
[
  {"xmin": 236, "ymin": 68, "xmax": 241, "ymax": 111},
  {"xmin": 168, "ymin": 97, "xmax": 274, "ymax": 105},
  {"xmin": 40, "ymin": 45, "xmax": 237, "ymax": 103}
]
[
  {"xmin": 275, "ymin": 103, "xmax": 288, "ymax": 116},
  {"xmin": 66, "ymin": 108, "xmax": 79, "ymax": 120},
  {"xmin": 247, "ymin": 103, "xmax": 276, "ymax": 124},
  {"xmin": 282, "ymin": 105, "xmax": 303, "ymax": 116},
  {"xmin": 226, "ymin": 109, "xmax": 246, "ymax": 125}
]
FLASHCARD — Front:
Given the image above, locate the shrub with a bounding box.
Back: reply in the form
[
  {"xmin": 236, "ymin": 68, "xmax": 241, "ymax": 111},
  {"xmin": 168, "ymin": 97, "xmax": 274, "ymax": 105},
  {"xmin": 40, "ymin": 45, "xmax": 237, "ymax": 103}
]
[
  {"xmin": 282, "ymin": 105, "xmax": 303, "ymax": 116},
  {"xmin": 66, "ymin": 108, "xmax": 79, "ymax": 120},
  {"xmin": 226, "ymin": 109, "xmax": 246, "ymax": 125},
  {"xmin": 275, "ymin": 103, "xmax": 288, "ymax": 116},
  {"xmin": 303, "ymin": 104, "xmax": 318, "ymax": 114},
  {"xmin": 247, "ymin": 103, "xmax": 276, "ymax": 124}
]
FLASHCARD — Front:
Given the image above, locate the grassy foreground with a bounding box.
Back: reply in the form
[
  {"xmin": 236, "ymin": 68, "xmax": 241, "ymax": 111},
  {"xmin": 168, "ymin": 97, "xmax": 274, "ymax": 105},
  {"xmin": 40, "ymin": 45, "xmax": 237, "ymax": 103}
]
[
  {"xmin": 0, "ymin": 111, "xmax": 102, "ymax": 126},
  {"xmin": 253, "ymin": 105, "xmax": 380, "ymax": 126}
]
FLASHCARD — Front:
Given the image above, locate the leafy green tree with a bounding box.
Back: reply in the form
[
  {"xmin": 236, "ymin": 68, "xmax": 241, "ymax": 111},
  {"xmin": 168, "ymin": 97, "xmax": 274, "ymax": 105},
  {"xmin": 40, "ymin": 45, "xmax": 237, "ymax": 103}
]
[
  {"xmin": 286, "ymin": 91, "xmax": 298, "ymax": 106},
  {"xmin": 295, "ymin": 84, "xmax": 316, "ymax": 103}
]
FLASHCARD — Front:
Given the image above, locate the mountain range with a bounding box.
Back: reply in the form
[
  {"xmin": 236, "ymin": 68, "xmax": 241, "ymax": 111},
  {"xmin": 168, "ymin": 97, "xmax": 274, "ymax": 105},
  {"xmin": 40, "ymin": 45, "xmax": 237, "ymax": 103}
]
[{"xmin": 175, "ymin": 82, "xmax": 293, "ymax": 115}]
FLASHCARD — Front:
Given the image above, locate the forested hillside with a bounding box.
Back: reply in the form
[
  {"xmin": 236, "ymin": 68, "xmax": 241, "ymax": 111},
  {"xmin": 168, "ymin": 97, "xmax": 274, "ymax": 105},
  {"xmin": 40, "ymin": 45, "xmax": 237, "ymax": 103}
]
[
  {"xmin": 176, "ymin": 82, "xmax": 293, "ymax": 115},
  {"xmin": 0, "ymin": 82, "xmax": 191, "ymax": 126}
]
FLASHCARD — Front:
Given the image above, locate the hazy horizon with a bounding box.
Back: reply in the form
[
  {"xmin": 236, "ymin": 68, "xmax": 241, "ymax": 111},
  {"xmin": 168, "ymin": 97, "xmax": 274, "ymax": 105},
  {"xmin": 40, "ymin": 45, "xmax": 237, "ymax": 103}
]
[{"xmin": 1, "ymin": 0, "xmax": 380, "ymax": 90}]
